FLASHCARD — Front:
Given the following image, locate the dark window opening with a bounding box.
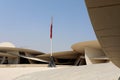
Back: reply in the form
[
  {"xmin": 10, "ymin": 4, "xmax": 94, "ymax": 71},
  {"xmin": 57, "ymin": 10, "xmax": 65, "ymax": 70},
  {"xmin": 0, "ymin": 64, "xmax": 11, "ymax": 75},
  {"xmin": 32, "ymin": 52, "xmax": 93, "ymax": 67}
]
[
  {"xmin": 31, "ymin": 60, "xmax": 47, "ymax": 64},
  {"xmin": 19, "ymin": 52, "xmax": 30, "ymax": 64},
  {"xmin": 57, "ymin": 58, "xmax": 75, "ymax": 65}
]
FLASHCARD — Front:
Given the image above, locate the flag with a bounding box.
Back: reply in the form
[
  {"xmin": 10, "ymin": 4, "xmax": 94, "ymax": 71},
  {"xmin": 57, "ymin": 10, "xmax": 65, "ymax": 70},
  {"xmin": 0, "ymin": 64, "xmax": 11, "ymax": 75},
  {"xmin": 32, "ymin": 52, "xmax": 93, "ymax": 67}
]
[{"xmin": 50, "ymin": 21, "xmax": 52, "ymax": 39}]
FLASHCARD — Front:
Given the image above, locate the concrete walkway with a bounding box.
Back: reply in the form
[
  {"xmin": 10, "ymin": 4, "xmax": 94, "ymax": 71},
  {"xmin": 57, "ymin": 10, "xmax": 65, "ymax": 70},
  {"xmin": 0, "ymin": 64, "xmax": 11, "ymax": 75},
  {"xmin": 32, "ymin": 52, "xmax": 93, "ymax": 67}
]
[
  {"xmin": 0, "ymin": 64, "xmax": 69, "ymax": 80},
  {"xmin": 14, "ymin": 63, "xmax": 120, "ymax": 80}
]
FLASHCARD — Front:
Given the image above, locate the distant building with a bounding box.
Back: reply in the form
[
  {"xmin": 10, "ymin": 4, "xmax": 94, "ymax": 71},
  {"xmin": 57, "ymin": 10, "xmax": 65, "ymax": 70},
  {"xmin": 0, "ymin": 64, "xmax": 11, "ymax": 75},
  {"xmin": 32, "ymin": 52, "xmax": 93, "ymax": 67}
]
[
  {"xmin": 0, "ymin": 41, "xmax": 109, "ymax": 65},
  {"xmin": 0, "ymin": 42, "xmax": 45, "ymax": 64},
  {"xmin": 37, "ymin": 40, "xmax": 109, "ymax": 65}
]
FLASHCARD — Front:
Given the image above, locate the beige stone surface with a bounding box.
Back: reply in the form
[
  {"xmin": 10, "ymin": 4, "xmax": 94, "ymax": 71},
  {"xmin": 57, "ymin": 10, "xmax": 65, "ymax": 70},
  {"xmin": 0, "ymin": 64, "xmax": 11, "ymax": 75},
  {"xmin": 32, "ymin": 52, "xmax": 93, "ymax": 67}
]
[
  {"xmin": 85, "ymin": 0, "xmax": 120, "ymax": 68},
  {"xmin": 14, "ymin": 63, "xmax": 120, "ymax": 80},
  {"xmin": 0, "ymin": 42, "xmax": 15, "ymax": 48},
  {"xmin": 36, "ymin": 51, "xmax": 79, "ymax": 60},
  {"xmin": 0, "ymin": 67, "xmax": 49, "ymax": 80},
  {"xmin": 71, "ymin": 40, "xmax": 101, "ymax": 53},
  {"xmin": 0, "ymin": 64, "xmax": 68, "ymax": 80}
]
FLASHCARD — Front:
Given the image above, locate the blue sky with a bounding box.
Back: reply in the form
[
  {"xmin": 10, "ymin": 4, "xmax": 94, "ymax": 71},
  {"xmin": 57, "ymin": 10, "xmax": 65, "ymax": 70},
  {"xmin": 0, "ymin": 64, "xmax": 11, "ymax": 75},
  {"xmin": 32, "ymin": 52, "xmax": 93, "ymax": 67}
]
[{"xmin": 0, "ymin": 0, "xmax": 96, "ymax": 53}]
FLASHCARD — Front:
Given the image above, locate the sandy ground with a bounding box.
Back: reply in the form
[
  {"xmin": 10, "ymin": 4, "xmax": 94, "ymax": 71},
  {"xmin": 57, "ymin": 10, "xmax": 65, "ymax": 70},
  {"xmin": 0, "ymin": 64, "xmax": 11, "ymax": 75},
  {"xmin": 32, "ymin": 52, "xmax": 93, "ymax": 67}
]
[{"xmin": 0, "ymin": 64, "xmax": 69, "ymax": 80}]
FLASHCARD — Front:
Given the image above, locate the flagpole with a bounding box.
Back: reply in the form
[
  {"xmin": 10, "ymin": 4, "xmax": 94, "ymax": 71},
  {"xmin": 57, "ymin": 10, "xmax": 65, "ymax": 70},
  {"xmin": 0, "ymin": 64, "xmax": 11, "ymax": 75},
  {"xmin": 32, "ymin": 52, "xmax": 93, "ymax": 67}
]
[
  {"xmin": 48, "ymin": 16, "xmax": 56, "ymax": 67},
  {"xmin": 50, "ymin": 38, "xmax": 52, "ymax": 56},
  {"xmin": 50, "ymin": 17, "xmax": 53, "ymax": 57}
]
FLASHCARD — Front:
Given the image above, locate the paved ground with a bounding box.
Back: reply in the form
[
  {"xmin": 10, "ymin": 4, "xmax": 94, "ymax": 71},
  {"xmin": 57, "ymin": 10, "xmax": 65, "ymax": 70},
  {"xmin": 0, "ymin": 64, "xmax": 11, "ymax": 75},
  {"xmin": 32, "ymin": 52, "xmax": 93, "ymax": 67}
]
[
  {"xmin": 14, "ymin": 63, "xmax": 120, "ymax": 80},
  {"xmin": 0, "ymin": 64, "xmax": 70, "ymax": 80}
]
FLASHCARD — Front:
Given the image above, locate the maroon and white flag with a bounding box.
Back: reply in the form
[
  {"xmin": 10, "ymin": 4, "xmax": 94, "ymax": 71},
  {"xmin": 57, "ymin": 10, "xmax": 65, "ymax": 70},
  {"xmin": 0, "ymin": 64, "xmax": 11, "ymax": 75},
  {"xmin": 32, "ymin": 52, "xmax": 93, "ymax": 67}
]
[
  {"xmin": 50, "ymin": 23, "xmax": 52, "ymax": 39},
  {"xmin": 50, "ymin": 18, "xmax": 53, "ymax": 39}
]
